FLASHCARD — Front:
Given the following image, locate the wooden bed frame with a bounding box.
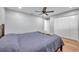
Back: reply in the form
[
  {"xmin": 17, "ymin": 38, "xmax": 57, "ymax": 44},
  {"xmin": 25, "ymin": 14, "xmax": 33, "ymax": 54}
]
[
  {"xmin": 0, "ymin": 24, "xmax": 5, "ymax": 38},
  {"xmin": 55, "ymin": 45, "xmax": 63, "ymax": 52}
]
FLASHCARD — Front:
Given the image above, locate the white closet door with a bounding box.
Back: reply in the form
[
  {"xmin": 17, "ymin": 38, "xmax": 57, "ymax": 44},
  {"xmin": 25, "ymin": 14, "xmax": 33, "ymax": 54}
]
[{"xmin": 54, "ymin": 15, "xmax": 78, "ymax": 40}]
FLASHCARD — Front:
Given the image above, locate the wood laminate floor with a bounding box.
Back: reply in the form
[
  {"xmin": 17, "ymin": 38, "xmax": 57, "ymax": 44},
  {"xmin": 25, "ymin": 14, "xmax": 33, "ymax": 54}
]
[{"xmin": 62, "ymin": 38, "xmax": 79, "ymax": 52}]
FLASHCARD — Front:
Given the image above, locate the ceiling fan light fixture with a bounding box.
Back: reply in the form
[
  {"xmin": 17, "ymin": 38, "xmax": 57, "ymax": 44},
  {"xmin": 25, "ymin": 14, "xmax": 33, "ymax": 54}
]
[
  {"xmin": 42, "ymin": 14, "xmax": 47, "ymax": 17},
  {"xmin": 42, "ymin": 14, "xmax": 50, "ymax": 20}
]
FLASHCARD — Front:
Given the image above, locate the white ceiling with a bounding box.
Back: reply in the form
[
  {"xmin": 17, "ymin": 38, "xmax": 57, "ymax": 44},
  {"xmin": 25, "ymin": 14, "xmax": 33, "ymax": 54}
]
[{"xmin": 6, "ymin": 7, "xmax": 79, "ymax": 17}]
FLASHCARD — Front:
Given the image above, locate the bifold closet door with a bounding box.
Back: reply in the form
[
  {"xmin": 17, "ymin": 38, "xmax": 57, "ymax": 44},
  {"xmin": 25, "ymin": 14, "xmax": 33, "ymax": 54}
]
[{"xmin": 54, "ymin": 15, "xmax": 78, "ymax": 40}]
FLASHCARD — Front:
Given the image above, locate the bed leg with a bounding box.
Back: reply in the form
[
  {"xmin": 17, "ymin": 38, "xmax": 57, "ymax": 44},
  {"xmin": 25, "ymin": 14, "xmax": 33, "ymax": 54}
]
[{"xmin": 60, "ymin": 45, "xmax": 63, "ymax": 52}]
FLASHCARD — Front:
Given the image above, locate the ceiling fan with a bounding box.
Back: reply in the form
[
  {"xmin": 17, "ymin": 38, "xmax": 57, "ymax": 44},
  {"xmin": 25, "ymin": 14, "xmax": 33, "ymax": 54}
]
[{"xmin": 35, "ymin": 7, "xmax": 54, "ymax": 16}]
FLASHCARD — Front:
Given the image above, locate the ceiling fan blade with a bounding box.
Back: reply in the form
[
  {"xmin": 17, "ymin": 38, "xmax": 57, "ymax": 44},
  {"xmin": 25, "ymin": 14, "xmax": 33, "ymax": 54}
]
[
  {"xmin": 46, "ymin": 11, "xmax": 54, "ymax": 13},
  {"xmin": 42, "ymin": 7, "xmax": 47, "ymax": 11}
]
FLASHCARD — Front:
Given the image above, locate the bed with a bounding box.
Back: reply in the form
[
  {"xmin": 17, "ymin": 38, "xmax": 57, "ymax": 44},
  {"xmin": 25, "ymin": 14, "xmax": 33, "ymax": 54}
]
[{"xmin": 0, "ymin": 31, "xmax": 64, "ymax": 52}]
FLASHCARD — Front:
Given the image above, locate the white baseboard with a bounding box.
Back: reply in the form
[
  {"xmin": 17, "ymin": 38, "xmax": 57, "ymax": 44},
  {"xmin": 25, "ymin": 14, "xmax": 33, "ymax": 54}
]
[{"xmin": 62, "ymin": 37, "xmax": 79, "ymax": 42}]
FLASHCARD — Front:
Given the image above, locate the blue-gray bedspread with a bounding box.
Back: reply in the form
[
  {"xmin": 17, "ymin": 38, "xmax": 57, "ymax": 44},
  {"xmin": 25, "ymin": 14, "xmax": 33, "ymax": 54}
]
[{"xmin": 0, "ymin": 32, "xmax": 64, "ymax": 52}]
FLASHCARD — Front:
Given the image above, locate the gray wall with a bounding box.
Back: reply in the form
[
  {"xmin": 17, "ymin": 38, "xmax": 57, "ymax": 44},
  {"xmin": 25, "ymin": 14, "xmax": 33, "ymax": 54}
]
[
  {"xmin": 5, "ymin": 9, "xmax": 44, "ymax": 34},
  {"xmin": 50, "ymin": 17, "xmax": 54, "ymax": 34},
  {"xmin": 0, "ymin": 7, "xmax": 5, "ymax": 25}
]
